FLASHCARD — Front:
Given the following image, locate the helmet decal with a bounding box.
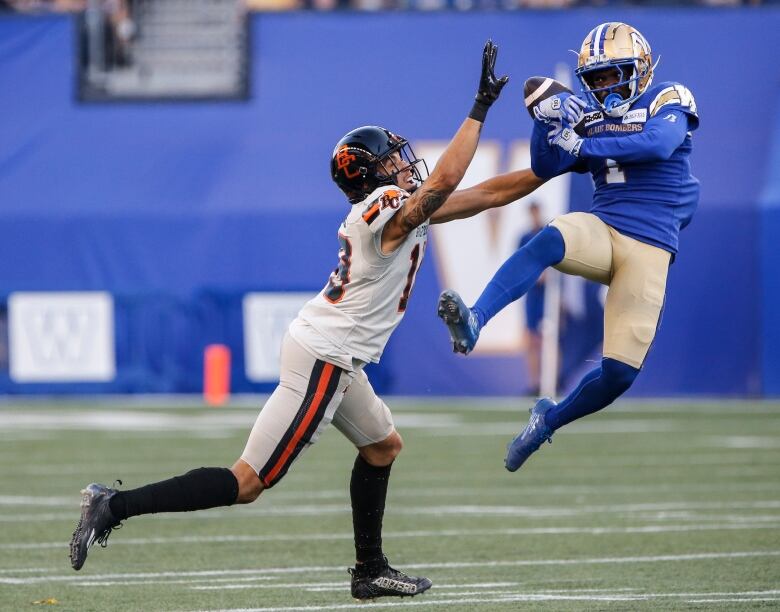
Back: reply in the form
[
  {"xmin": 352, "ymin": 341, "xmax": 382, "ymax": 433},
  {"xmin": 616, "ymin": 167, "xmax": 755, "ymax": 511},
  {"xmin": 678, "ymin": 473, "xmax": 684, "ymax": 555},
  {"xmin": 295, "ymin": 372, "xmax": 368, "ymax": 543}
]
[{"xmin": 336, "ymin": 145, "xmax": 360, "ymax": 179}]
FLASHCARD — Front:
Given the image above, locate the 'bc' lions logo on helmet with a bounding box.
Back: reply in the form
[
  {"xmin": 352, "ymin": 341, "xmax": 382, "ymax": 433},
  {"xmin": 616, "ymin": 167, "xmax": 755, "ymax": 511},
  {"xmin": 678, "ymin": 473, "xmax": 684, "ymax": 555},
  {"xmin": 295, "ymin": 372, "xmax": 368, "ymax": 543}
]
[{"xmin": 335, "ymin": 146, "xmax": 360, "ymax": 179}]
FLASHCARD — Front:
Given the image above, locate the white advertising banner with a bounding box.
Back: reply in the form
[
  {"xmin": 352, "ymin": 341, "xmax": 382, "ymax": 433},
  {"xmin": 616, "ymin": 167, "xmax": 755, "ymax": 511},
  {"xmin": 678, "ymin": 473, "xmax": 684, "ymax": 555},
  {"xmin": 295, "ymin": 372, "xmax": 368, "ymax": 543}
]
[
  {"xmin": 243, "ymin": 292, "xmax": 315, "ymax": 382},
  {"xmin": 9, "ymin": 292, "xmax": 116, "ymax": 382}
]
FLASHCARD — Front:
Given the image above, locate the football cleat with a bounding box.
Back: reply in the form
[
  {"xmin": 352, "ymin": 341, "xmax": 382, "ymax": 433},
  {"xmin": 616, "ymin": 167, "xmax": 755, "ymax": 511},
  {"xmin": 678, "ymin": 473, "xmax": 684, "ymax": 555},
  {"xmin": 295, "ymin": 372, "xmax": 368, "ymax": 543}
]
[
  {"xmin": 349, "ymin": 556, "xmax": 432, "ymax": 600},
  {"xmin": 505, "ymin": 398, "xmax": 556, "ymax": 472},
  {"xmin": 69, "ymin": 483, "xmax": 121, "ymax": 571},
  {"xmin": 437, "ymin": 290, "xmax": 480, "ymax": 355}
]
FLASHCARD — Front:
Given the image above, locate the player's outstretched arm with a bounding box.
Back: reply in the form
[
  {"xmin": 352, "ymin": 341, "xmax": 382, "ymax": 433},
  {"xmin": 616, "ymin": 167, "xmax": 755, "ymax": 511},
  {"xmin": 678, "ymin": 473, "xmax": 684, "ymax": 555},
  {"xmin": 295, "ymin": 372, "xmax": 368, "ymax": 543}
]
[
  {"xmin": 429, "ymin": 168, "xmax": 546, "ymax": 225},
  {"xmin": 549, "ymin": 110, "xmax": 691, "ymax": 163},
  {"xmin": 381, "ymin": 40, "xmax": 508, "ymax": 253}
]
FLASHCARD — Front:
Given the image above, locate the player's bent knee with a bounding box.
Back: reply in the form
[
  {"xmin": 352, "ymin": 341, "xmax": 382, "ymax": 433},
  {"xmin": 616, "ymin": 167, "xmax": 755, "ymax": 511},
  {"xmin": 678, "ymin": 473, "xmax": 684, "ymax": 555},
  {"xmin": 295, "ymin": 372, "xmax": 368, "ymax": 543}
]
[
  {"xmin": 602, "ymin": 357, "xmax": 640, "ymax": 394},
  {"xmin": 526, "ymin": 225, "xmax": 566, "ymax": 267},
  {"xmin": 230, "ymin": 459, "xmax": 265, "ymax": 504},
  {"xmin": 360, "ymin": 430, "xmax": 403, "ymax": 467}
]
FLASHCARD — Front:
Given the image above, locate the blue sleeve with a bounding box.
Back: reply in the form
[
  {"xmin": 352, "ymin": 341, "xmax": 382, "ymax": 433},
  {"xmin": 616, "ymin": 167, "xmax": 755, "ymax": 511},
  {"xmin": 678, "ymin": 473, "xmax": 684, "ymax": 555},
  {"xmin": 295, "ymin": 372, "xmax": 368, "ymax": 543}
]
[
  {"xmin": 530, "ymin": 120, "xmax": 582, "ymax": 179},
  {"xmin": 579, "ymin": 110, "xmax": 690, "ymax": 163}
]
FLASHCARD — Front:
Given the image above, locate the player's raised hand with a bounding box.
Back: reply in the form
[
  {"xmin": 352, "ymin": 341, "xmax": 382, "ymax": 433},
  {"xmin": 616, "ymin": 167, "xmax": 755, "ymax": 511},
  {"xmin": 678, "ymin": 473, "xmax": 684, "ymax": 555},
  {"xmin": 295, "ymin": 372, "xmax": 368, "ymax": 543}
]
[
  {"xmin": 469, "ymin": 40, "xmax": 509, "ymax": 122},
  {"xmin": 477, "ymin": 40, "xmax": 509, "ymax": 105}
]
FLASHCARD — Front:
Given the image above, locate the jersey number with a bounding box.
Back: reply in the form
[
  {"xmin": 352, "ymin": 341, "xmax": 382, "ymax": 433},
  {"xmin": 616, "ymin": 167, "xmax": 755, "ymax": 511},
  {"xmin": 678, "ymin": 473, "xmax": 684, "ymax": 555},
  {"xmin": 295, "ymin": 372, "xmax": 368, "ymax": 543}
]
[
  {"xmin": 324, "ymin": 234, "xmax": 352, "ymax": 303},
  {"xmin": 605, "ymin": 158, "xmax": 626, "ymax": 184},
  {"xmin": 397, "ymin": 244, "xmax": 422, "ymax": 313},
  {"xmin": 325, "ymin": 237, "xmax": 422, "ymax": 310}
]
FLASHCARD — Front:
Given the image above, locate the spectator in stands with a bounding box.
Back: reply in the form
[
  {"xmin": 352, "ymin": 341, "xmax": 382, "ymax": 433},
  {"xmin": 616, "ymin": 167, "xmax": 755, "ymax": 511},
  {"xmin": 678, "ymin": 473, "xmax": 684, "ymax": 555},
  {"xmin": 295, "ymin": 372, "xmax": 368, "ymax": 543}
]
[{"xmin": 103, "ymin": 0, "xmax": 135, "ymax": 67}]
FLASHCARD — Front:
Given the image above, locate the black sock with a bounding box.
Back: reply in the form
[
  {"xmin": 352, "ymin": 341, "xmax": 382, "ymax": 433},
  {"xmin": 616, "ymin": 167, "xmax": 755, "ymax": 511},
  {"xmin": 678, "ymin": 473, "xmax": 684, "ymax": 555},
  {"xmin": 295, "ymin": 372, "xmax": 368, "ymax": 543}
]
[
  {"xmin": 350, "ymin": 454, "xmax": 392, "ymax": 564},
  {"xmin": 108, "ymin": 467, "xmax": 239, "ymax": 520}
]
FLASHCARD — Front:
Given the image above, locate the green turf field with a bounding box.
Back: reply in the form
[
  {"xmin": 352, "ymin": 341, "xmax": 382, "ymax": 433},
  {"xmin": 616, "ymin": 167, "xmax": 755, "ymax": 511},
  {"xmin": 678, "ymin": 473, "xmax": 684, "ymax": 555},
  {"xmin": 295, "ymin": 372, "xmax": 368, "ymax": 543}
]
[{"xmin": 1, "ymin": 399, "xmax": 779, "ymax": 611}]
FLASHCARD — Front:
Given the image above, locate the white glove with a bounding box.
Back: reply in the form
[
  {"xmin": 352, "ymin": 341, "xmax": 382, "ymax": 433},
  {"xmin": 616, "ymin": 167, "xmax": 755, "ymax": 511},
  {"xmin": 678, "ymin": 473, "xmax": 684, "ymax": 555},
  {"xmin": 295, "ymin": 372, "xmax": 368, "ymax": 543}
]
[
  {"xmin": 534, "ymin": 94, "xmax": 587, "ymax": 125},
  {"xmin": 548, "ymin": 123, "xmax": 583, "ymax": 157}
]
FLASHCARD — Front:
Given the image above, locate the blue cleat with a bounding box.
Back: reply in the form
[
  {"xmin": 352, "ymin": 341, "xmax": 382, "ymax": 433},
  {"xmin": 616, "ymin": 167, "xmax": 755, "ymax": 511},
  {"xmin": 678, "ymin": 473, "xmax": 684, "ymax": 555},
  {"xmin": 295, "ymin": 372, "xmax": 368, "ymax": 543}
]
[
  {"xmin": 505, "ymin": 398, "xmax": 556, "ymax": 472},
  {"xmin": 437, "ymin": 290, "xmax": 480, "ymax": 355}
]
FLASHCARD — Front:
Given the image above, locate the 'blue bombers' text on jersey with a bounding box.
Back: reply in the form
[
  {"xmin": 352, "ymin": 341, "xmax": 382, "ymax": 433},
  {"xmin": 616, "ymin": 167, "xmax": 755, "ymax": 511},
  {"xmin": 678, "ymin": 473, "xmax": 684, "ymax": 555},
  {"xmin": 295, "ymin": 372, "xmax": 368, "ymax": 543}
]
[{"xmin": 531, "ymin": 81, "xmax": 700, "ymax": 255}]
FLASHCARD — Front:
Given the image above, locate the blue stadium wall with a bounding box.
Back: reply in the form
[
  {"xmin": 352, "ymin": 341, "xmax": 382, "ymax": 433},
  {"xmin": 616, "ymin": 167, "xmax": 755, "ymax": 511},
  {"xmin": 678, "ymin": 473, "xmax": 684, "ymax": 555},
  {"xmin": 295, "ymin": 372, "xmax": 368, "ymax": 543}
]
[{"xmin": 0, "ymin": 9, "xmax": 778, "ymax": 396}]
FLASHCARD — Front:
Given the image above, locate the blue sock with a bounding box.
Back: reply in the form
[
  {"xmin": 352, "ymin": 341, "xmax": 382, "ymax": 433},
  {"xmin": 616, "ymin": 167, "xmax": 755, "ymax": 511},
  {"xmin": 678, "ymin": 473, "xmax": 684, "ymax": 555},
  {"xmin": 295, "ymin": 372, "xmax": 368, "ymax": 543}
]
[
  {"xmin": 545, "ymin": 358, "xmax": 639, "ymax": 431},
  {"xmin": 472, "ymin": 225, "xmax": 565, "ymax": 328}
]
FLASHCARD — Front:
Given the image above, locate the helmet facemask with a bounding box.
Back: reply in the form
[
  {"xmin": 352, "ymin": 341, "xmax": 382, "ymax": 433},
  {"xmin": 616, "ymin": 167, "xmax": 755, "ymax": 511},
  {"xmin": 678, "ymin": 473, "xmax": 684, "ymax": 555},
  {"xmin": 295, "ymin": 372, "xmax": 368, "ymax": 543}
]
[
  {"xmin": 575, "ymin": 22, "xmax": 657, "ymax": 118},
  {"xmin": 376, "ymin": 140, "xmax": 429, "ymax": 194},
  {"xmin": 578, "ymin": 60, "xmax": 650, "ymax": 117}
]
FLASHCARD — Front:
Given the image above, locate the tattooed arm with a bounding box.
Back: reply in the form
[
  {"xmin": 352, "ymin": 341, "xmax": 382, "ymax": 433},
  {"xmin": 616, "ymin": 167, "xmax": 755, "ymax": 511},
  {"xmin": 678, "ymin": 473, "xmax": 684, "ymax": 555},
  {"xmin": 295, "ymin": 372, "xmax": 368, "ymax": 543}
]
[{"xmin": 381, "ymin": 118, "xmax": 484, "ymax": 253}]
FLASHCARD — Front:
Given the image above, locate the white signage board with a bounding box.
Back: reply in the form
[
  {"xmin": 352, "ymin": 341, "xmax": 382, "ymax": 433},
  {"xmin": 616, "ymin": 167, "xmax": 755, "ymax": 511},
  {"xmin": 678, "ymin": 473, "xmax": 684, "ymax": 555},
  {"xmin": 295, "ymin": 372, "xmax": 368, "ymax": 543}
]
[
  {"xmin": 243, "ymin": 292, "xmax": 315, "ymax": 382},
  {"xmin": 9, "ymin": 292, "xmax": 116, "ymax": 382}
]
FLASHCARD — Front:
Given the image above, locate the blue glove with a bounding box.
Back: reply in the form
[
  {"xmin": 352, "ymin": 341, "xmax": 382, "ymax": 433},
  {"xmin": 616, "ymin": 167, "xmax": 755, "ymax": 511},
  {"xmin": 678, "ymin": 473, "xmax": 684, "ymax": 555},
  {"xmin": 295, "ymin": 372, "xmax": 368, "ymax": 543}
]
[
  {"xmin": 548, "ymin": 122, "xmax": 583, "ymax": 157},
  {"xmin": 533, "ymin": 94, "xmax": 587, "ymax": 125}
]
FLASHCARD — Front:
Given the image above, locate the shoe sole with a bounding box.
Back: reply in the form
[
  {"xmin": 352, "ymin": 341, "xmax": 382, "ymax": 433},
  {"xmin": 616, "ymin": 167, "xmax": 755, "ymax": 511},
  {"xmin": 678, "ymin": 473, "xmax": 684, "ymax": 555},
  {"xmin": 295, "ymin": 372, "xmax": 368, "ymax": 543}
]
[
  {"xmin": 437, "ymin": 292, "xmax": 470, "ymax": 354},
  {"xmin": 69, "ymin": 488, "xmax": 93, "ymax": 570},
  {"xmin": 437, "ymin": 292, "xmax": 462, "ymax": 324},
  {"xmin": 504, "ymin": 440, "xmax": 526, "ymax": 472}
]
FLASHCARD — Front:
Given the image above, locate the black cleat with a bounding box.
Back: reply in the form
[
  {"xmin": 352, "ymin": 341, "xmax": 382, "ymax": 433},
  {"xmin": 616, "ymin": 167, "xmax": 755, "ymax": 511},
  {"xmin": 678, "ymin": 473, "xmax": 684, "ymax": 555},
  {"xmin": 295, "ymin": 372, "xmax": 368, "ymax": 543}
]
[
  {"xmin": 69, "ymin": 483, "xmax": 121, "ymax": 571},
  {"xmin": 349, "ymin": 556, "xmax": 432, "ymax": 600}
]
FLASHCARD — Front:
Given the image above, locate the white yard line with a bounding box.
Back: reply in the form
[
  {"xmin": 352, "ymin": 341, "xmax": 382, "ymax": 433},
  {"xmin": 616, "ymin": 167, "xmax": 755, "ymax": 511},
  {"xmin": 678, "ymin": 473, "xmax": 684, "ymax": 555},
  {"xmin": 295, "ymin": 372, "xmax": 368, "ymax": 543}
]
[
  {"xmin": 3, "ymin": 499, "xmax": 780, "ymax": 523},
  {"xmin": 3, "ymin": 496, "xmax": 780, "ymax": 515},
  {"xmin": 0, "ymin": 495, "xmax": 76, "ymax": 506},
  {"xmin": 2, "ymin": 408, "xmax": 777, "ymax": 435},
  {"xmin": 1, "ymin": 394, "xmax": 778, "ymax": 412},
  {"xmin": 73, "ymin": 576, "xmax": 277, "ymax": 587},
  {"xmin": 189, "ymin": 583, "xmax": 514, "ymax": 593},
  {"xmin": 187, "ymin": 588, "xmax": 780, "ymax": 611},
  {"xmin": 1, "ymin": 551, "xmax": 778, "ymax": 585},
  {"xmin": 4, "ymin": 522, "xmax": 780, "ymax": 551},
  {"xmin": 685, "ymin": 597, "xmax": 780, "ymax": 603},
  {"xmin": 11, "ymin": 451, "xmax": 774, "ymax": 477},
  {"xmin": 0, "ymin": 410, "xmax": 257, "ymax": 432}
]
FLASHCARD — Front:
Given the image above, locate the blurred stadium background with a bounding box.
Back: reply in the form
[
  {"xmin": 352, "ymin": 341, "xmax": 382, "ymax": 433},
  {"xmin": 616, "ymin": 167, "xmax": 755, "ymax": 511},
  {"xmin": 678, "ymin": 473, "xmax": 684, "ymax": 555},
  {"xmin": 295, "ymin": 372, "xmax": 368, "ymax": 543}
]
[
  {"xmin": 0, "ymin": 1, "xmax": 779, "ymax": 398},
  {"xmin": 1, "ymin": 1, "xmax": 779, "ymax": 610}
]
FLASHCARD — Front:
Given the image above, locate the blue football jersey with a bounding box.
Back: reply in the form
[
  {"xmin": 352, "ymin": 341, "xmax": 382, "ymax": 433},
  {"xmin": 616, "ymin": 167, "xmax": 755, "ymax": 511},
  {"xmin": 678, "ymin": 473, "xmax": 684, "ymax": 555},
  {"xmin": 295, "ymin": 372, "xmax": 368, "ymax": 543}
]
[{"xmin": 578, "ymin": 81, "xmax": 700, "ymax": 254}]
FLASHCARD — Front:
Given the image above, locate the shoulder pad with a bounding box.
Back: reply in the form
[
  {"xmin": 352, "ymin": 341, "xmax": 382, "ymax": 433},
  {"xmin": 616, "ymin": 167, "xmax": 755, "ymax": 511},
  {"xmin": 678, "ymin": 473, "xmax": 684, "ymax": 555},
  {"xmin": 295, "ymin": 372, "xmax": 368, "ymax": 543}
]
[
  {"xmin": 648, "ymin": 82, "xmax": 698, "ymax": 119},
  {"xmin": 361, "ymin": 187, "xmax": 408, "ymax": 227}
]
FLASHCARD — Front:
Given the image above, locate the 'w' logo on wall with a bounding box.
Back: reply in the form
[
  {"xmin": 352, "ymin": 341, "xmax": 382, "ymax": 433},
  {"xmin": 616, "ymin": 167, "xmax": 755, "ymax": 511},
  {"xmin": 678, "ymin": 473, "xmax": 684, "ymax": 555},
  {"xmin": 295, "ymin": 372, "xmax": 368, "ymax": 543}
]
[
  {"xmin": 412, "ymin": 139, "xmax": 571, "ymax": 354},
  {"xmin": 9, "ymin": 293, "xmax": 116, "ymax": 382},
  {"xmin": 25, "ymin": 308, "xmax": 92, "ymax": 364}
]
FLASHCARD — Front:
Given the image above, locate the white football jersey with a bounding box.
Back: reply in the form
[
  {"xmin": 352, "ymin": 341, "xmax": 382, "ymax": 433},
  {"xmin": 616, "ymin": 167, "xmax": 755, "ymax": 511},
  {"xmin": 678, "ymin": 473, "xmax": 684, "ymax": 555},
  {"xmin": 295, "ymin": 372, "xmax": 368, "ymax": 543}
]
[{"xmin": 289, "ymin": 186, "xmax": 428, "ymax": 370}]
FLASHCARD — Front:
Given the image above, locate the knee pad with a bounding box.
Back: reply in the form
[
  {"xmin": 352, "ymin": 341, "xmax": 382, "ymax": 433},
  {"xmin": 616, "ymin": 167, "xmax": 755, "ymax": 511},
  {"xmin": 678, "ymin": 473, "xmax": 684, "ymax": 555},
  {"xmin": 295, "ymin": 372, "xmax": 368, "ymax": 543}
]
[
  {"xmin": 525, "ymin": 225, "xmax": 566, "ymax": 267},
  {"xmin": 602, "ymin": 358, "xmax": 639, "ymax": 394}
]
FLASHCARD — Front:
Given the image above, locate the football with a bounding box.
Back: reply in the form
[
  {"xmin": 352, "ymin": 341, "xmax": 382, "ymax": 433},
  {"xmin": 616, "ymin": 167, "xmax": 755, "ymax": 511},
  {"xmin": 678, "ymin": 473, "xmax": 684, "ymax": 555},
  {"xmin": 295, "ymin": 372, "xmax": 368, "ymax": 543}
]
[{"xmin": 523, "ymin": 76, "xmax": 587, "ymax": 136}]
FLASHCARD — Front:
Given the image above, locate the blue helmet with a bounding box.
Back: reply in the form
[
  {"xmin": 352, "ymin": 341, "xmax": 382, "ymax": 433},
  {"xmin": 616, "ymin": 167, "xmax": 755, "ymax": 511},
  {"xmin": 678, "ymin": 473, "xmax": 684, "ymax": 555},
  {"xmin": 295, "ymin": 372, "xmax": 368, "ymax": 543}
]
[{"xmin": 575, "ymin": 22, "xmax": 658, "ymax": 117}]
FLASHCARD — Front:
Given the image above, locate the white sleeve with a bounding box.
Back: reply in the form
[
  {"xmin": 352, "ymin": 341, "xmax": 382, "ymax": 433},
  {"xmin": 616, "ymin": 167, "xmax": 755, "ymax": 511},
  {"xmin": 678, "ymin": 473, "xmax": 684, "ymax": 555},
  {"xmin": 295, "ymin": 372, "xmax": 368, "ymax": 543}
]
[{"xmin": 359, "ymin": 187, "xmax": 410, "ymax": 235}]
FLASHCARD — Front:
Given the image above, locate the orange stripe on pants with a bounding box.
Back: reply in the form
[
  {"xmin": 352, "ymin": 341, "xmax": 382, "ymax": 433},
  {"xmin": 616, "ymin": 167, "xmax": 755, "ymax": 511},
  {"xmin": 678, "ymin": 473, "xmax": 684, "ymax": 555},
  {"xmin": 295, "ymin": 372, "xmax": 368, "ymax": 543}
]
[{"xmin": 263, "ymin": 363, "xmax": 336, "ymax": 485}]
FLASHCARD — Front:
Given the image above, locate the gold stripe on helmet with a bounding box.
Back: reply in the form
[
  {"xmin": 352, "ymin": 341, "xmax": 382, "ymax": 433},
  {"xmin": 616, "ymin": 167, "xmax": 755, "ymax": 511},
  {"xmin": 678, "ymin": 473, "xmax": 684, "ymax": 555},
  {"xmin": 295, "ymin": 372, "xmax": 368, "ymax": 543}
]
[{"xmin": 577, "ymin": 23, "xmax": 655, "ymax": 99}]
